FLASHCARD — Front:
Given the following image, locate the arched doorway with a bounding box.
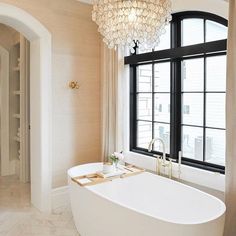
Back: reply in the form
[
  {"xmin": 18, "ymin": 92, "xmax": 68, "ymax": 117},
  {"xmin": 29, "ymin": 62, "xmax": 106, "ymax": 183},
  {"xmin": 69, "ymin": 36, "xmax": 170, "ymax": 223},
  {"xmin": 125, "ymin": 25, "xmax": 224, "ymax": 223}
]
[{"xmin": 0, "ymin": 3, "xmax": 52, "ymax": 212}]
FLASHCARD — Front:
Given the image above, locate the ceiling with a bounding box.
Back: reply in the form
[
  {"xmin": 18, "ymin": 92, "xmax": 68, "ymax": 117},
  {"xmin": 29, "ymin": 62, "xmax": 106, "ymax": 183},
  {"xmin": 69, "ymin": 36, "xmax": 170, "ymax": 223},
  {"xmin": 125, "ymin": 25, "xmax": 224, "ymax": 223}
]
[{"xmin": 77, "ymin": 0, "xmax": 228, "ymax": 4}]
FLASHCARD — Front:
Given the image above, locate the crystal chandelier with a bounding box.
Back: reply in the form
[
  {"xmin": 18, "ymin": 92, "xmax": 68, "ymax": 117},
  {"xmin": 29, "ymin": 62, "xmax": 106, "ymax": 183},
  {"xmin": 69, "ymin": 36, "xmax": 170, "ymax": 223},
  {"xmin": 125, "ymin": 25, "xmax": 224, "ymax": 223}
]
[{"xmin": 92, "ymin": 0, "xmax": 172, "ymax": 52}]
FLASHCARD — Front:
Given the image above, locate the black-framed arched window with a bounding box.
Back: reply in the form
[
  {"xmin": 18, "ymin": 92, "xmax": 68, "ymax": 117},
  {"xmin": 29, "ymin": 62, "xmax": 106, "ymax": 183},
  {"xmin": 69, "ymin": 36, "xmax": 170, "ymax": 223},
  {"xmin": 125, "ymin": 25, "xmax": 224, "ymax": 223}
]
[{"xmin": 126, "ymin": 11, "xmax": 227, "ymax": 173}]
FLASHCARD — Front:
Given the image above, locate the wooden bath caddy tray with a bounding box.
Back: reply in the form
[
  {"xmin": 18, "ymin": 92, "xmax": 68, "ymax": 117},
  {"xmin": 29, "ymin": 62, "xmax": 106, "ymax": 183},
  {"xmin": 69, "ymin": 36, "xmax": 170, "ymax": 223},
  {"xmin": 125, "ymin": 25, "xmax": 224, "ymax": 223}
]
[
  {"xmin": 71, "ymin": 164, "xmax": 145, "ymax": 187},
  {"xmin": 120, "ymin": 165, "xmax": 145, "ymax": 178}
]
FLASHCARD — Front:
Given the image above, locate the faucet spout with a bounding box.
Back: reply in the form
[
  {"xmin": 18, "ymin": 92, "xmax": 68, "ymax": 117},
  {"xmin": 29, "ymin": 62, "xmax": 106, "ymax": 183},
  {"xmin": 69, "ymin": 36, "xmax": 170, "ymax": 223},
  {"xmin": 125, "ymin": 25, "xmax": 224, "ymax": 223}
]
[{"xmin": 148, "ymin": 138, "xmax": 166, "ymax": 164}]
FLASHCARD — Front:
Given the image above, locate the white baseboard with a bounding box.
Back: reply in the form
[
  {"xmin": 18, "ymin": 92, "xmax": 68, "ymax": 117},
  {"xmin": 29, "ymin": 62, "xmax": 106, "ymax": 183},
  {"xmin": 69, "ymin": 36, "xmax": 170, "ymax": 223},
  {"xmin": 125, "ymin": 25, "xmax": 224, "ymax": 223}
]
[{"xmin": 51, "ymin": 185, "xmax": 70, "ymax": 211}]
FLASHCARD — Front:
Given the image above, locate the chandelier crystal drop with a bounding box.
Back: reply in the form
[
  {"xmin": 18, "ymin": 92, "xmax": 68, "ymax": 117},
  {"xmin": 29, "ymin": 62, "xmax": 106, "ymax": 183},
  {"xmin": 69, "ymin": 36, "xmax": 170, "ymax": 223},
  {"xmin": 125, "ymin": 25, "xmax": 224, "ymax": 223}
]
[{"xmin": 92, "ymin": 0, "xmax": 172, "ymax": 52}]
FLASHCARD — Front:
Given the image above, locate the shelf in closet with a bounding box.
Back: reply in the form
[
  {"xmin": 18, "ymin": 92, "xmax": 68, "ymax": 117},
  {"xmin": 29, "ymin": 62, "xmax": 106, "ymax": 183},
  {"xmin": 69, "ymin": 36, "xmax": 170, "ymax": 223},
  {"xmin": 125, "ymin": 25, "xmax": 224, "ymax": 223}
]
[
  {"xmin": 13, "ymin": 42, "xmax": 20, "ymax": 46},
  {"xmin": 13, "ymin": 90, "xmax": 21, "ymax": 95},
  {"xmin": 13, "ymin": 114, "xmax": 20, "ymax": 119},
  {"xmin": 13, "ymin": 136, "xmax": 21, "ymax": 142}
]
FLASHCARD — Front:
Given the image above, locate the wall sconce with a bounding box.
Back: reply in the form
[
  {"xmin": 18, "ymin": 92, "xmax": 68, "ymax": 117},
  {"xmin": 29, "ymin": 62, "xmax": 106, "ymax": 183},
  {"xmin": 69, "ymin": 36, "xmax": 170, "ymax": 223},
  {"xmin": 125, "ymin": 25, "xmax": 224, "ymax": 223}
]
[{"xmin": 69, "ymin": 81, "xmax": 79, "ymax": 89}]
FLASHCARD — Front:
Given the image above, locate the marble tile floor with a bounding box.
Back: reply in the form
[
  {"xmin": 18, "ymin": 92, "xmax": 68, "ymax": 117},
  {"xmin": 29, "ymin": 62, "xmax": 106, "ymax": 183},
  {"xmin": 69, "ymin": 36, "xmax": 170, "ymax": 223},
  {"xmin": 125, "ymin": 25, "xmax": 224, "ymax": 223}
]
[{"xmin": 0, "ymin": 175, "xmax": 79, "ymax": 236}]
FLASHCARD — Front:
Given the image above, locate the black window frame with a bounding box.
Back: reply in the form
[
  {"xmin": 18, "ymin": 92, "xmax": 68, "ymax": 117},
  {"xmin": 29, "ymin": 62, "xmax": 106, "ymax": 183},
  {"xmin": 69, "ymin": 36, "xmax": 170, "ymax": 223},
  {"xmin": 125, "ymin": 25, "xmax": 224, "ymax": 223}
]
[{"xmin": 126, "ymin": 11, "xmax": 227, "ymax": 174}]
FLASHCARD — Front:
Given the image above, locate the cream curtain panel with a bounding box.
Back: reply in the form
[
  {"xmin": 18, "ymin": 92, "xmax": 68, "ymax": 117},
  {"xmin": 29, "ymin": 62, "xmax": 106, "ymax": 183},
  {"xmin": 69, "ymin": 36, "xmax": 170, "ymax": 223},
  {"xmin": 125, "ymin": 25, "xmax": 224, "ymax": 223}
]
[
  {"xmin": 225, "ymin": 0, "xmax": 236, "ymax": 235},
  {"xmin": 101, "ymin": 44, "xmax": 125, "ymax": 161}
]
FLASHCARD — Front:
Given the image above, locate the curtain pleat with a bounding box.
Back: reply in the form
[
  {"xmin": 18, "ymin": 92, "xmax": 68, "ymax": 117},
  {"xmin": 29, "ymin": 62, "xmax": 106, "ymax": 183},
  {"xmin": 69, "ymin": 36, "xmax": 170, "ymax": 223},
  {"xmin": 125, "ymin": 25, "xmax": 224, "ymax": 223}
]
[
  {"xmin": 101, "ymin": 44, "xmax": 119, "ymax": 161},
  {"xmin": 224, "ymin": 1, "xmax": 236, "ymax": 235}
]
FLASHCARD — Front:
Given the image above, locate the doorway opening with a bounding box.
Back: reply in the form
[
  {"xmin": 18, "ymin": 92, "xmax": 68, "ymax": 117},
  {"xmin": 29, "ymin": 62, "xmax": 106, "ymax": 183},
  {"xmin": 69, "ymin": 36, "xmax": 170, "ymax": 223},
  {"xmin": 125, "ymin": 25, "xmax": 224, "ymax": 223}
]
[{"xmin": 0, "ymin": 3, "xmax": 52, "ymax": 212}]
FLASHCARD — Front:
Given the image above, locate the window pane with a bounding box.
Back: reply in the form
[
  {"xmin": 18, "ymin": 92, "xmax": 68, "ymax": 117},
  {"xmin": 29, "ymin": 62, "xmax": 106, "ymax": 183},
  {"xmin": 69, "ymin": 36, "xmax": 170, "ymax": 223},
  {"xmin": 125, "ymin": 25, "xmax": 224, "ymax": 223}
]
[
  {"xmin": 154, "ymin": 123, "xmax": 170, "ymax": 154},
  {"xmin": 137, "ymin": 121, "xmax": 152, "ymax": 149},
  {"xmin": 182, "ymin": 58, "xmax": 204, "ymax": 92},
  {"xmin": 154, "ymin": 24, "xmax": 171, "ymax": 51},
  {"xmin": 154, "ymin": 94, "xmax": 170, "ymax": 123},
  {"xmin": 182, "ymin": 126, "xmax": 203, "ymax": 161},
  {"xmin": 205, "ymin": 129, "xmax": 225, "ymax": 166},
  {"xmin": 182, "ymin": 93, "xmax": 204, "ymax": 126},
  {"xmin": 154, "ymin": 62, "xmax": 170, "ymax": 92},
  {"xmin": 206, "ymin": 93, "xmax": 225, "ymax": 128},
  {"xmin": 206, "ymin": 56, "xmax": 226, "ymax": 91},
  {"xmin": 182, "ymin": 19, "xmax": 204, "ymax": 46},
  {"xmin": 206, "ymin": 20, "xmax": 227, "ymax": 42},
  {"xmin": 137, "ymin": 64, "xmax": 152, "ymax": 92},
  {"xmin": 137, "ymin": 93, "xmax": 152, "ymax": 121}
]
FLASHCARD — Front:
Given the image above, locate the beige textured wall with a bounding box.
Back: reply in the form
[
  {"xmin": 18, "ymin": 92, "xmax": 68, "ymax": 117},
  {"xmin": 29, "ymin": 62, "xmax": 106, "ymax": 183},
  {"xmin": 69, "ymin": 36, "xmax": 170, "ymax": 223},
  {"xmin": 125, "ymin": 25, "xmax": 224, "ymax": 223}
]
[
  {"xmin": 0, "ymin": 24, "xmax": 19, "ymax": 50},
  {"xmin": 0, "ymin": 0, "xmax": 101, "ymax": 188}
]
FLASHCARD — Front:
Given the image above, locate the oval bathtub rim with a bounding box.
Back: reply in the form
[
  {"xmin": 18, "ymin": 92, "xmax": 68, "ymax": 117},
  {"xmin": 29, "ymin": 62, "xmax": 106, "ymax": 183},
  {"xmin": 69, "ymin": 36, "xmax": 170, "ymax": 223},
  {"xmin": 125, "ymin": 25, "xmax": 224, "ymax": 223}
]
[{"xmin": 68, "ymin": 163, "xmax": 226, "ymax": 226}]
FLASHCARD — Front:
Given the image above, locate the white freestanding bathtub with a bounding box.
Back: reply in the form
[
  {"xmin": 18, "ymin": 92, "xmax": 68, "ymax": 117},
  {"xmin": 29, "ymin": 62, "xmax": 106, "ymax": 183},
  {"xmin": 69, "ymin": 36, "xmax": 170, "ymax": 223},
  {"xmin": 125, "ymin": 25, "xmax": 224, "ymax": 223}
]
[{"xmin": 68, "ymin": 163, "xmax": 225, "ymax": 236}]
